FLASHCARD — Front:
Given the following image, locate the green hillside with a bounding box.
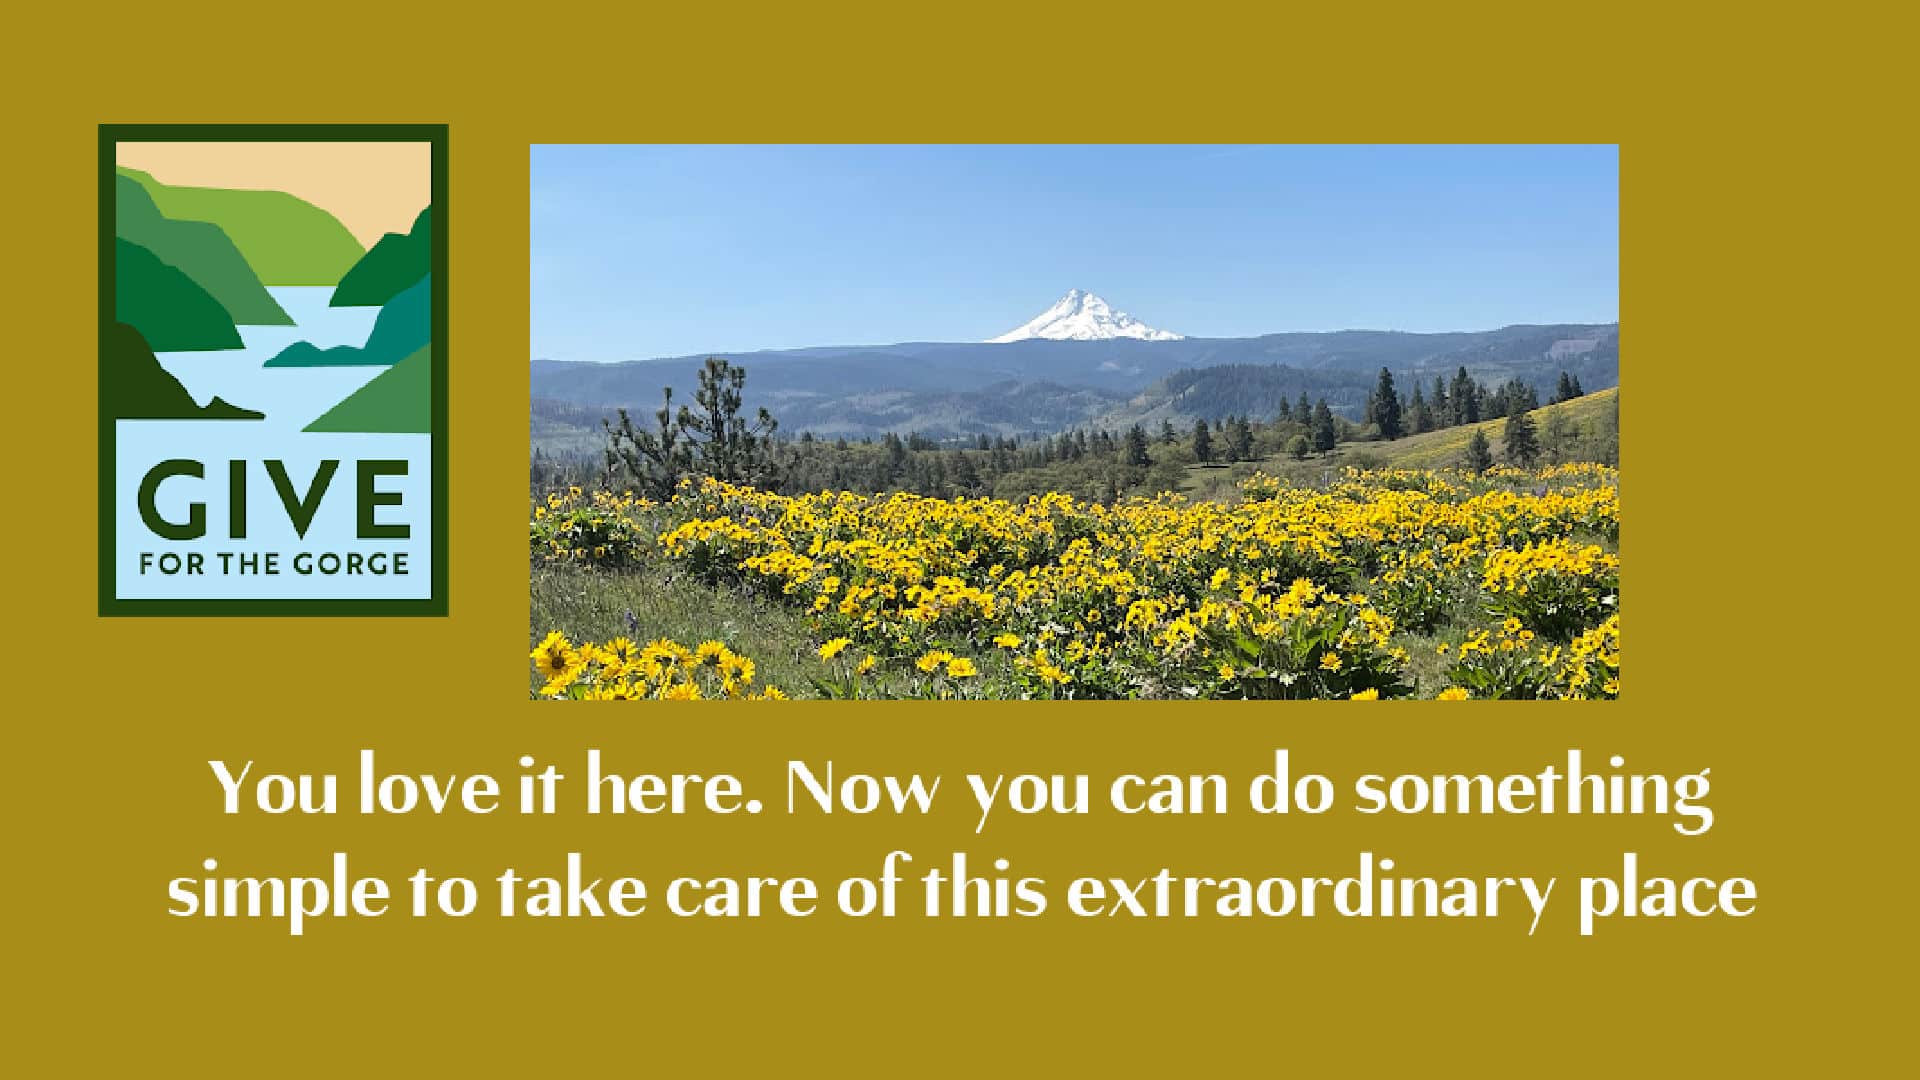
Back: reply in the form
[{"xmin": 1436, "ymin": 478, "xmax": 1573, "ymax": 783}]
[
  {"xmin": 305, "ymin": 345, "xmax": 431, "ymax": 432},
  {"xmin": 1346, "ymin": 386, "xmax": 1618, "ymax": 470},
  {"xmin": 1180, "ymin": 387, "xmax": 1619, "ymax": 495},
  {"xmin": 266, "ymin": 274, "xmax": 430, "ymax": 367},
  {"xmin": 102, "ymin": 322, "xmax": 260, "ymax": 420},
  {"xmin": 332, "ymin": 206, "xmax": 430, "ymax": 307},
  {"xmin": 118, "ymin": 167, "xmax": 365, "ymax": 285},
  {"xmin": 115, "ymin": 174, "xmax": 291, "ymax": 325},
  {"xmin": 114, "ymin": 237, "xmax": 242, "ymax": 351}
]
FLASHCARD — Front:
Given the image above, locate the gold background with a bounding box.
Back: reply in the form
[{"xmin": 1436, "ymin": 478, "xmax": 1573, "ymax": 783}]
[{"xmin": 5, "ymin": 1, "xmax": 1904, "ymax": 1072}]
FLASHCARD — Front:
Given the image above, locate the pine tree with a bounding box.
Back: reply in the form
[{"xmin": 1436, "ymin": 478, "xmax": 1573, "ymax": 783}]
[
  {"xmin": 1159, "ymin": 419, "xmax": 1178, "ymax": 444},
  {"xmin": 683, "ymin": 357, "xmax": 781, "ymax": 486},
  {"xmin": 1372, "ymin": 367, "xmax": 1404, "ymax": 440},
  {"xmin": 881, "ymin": 432, "xmax": 908, "ymax": 483},
  {"xmin": 1555, "ymin": 371, "xmax": 1577, "ymax": 404},
  {"xmin": 603, "ymin": 385, "xmax": 688, "ymax": 500},
  {"xmin": 1503, "ymin": 409, "xmax": 1541, "ymax": 466},
  {"xmin": 1409, "ymin": 385, "xmax": 1431, "ymax": 434},
  {"xmin": 605, "ymin": 357, "xmax": 782, "ymax": 497},
  {"xmin": 1465, "ymin": 428, "xmax": 1494, "ymax": 474},
  {"xmin": 1451, "ymin": 367, "xmax": 1480, "ymax": 425},
  {"xmin": 1432, "ymin": 375, "xmax": 1450, "ymax": 427},
  {"xmin": 1495, "ymin": 377, "xmax": 1538, "ymax": 416},
  {"xmin": 1295, "ymin": 393, "xmax": 1312, "ymax": 430},
  {"xmin": 949, "ymin": 451, "xmax": 980, "ymax": 493},
  {"xmin": 1276, "ymin": 398, "xmax": 1293, "ymax": 422},
  {"xmin": 1124, "ymin": 423, "xmax": 1151, "ymax": 466},
  {"xmin": 1191, "ymin": 418, "xmax": 1214, "ymax": 463},
  {"xmin": 1310, "ymin": 399, "xmax": 1337, "ymax": 456},
  {"xmin": 1226, "ymin": 415, "xmax": 1254, "ymax": 461}
]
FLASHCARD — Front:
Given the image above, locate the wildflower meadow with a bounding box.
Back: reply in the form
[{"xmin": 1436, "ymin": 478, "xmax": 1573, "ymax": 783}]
[{"xmin": 529, "ymin": 464, "xmax": 1619, "ymax": 701}]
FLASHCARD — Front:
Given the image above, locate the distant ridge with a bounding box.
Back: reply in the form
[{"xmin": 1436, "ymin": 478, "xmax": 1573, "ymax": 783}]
[{"xmin": 531, "ymin": 322, "xmax": 1617, "ymax": 442}]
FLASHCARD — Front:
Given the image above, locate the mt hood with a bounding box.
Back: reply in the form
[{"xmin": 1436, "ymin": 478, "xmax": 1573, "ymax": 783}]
[{"xmin": 987, "ymin": 289, "xmax": 1184, "ymax": 343}]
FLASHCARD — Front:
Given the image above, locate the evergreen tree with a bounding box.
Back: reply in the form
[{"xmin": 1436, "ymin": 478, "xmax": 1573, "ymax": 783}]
[
  {"xmin": 1464, "ymin": 428, "xmax": 1494, "ymax": 474},
  {"xmin": 1295, "ymin": 392, "xmax": 1312, "ymax": 430},
  {"xmin": 1310, "ymin": 399, "xmax": 1337, "ymax": 456},
  {"xmin": 1159, "ymin": 419, "xmax": 1178, "ymax": 444},
  {"xmin": 1277, "ymin": 398, "xmax": 1293, "ymax": 422},
  {"xmin": 881, "ymin": 431, "xmax": 908, "ymax": 483},
  {"xmin": 950, "ymin": 451, "xmax": 980, "ymax": 493},
  {"xmin": 1503, "ymin": 409, "xmax": 1541, "ymax": 466},
  {"xmin": 1493, "ymin": 377, "xmax": 1538, "ymax": 417},
  {"xmin": 1225, "ymin": 415, "xmax": 1254, "ymax": 462},
  {"xmin": 603, "ymin": 386, "xmax": 688, "ymax": 500},
  {"xmin": 1124, "ymin": 423, "xmax": 1151, "ymax": 466},
  {"xmin": 1432, "ymin": 375, "xmax": 1450, "ymax": 427},
  {"xmin": 682, "ymin": 357, "xmax": 781, "ymax": 486},
  {"xmin": 1451, "ymin": 367, "xmax": 1480, "ymax": 424},
  {"xmin": 1192, "ymin": 418, "xmax": 1214, "ymax": 463},
  {"xmin": 1409, "ymin": 384, "xmax": 1432, "ymax": 434},
  {"xmin": 1371, "ymin": 367, "xmax": 1404, "ymax": 440},
  {"xmin": 1555, "ymin": 371, "xmax": 1577, "ymax": 404},
  {"xmin": 605, "ymin": 357, "xmax": 781, "ymax": 497}
]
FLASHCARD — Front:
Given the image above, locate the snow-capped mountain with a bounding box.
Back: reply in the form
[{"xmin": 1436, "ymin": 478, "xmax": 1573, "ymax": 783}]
[{"xmin": 987, "ymin": 289, "xmax": 1184, "ymax": 343}]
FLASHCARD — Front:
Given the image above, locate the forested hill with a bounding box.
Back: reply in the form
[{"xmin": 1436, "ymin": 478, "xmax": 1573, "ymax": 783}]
[
  {"xmin": 531, "ymin": 322, "xmax": 1617, "ymax": 443},
  {"xmin": 1095, "ymin": 365, "xmax": 1376, "ymax": 430}
]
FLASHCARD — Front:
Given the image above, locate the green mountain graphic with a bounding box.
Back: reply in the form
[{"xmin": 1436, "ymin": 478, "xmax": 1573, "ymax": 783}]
[
  {"xmin": 104, "ymin": 322, "xmax": 261, "ymax": 420},
  {"xmin": 305, "ymin": 345, "xmax": 430, "ymax": 432},
  {"xmin": 332, "ymin": 206, "xmax": 430, "ymax": 307},
  {"xmin": 116, "ymin": 174, "xmax": 292, "ymax": 326},
  {"xmin": 115, "ymin": 237, "xmax": 243, "ymax": 351},
  {"xmin": 118, "ymin": 166, "xmax": 365, "ymax": 285},
  {"xmin": 266, "ymin": 274, "xmax": 430, "ymax": 367}
]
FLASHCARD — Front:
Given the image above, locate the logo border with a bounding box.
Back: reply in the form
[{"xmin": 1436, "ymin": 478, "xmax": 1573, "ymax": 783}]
[{"xmin": 98, "ymin": 123, "xmax": 449, "ymax": 617}]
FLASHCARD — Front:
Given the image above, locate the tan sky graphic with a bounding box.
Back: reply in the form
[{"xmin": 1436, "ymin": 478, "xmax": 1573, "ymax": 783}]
[{"xmin": 116, "ymin": 141, "xmax": 430, "ymax": 247}]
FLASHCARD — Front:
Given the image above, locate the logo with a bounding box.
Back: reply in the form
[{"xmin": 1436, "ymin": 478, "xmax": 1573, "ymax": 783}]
[{"xmin": 99, "ymin": 125, "xmax": 447, "ymax": 615}]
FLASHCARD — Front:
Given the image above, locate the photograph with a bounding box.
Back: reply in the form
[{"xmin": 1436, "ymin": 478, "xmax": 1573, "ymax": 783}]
[{"xmin": 528, "ymin": 145, "xmax": 1619, "ymax": 700}]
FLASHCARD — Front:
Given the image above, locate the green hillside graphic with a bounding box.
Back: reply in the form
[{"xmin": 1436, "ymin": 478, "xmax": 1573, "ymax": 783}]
[
  {"xmin": 103, "ymin": 321, "xmax": 260, "ymax": 420},
  {"xmin": 305, "ymin": 345, "xmax": 430, "ymax": 432},
  {"xmin": 118, "ymin": 166, "xmax": 365, "ymax": 285},
  {"xmin": 332, "ymin": 206, "xmax": 430, "ymax": 307},
  {"xmin": 267, "ymin": 274, "xmax": 430, "ymax": 366},
  {"xmin": 114, "ymin": 237, "xmax": 242, "ymax": 351},
  {"xmin": 115, "ymin": 174, "xmax": 292, "ymax": 325}
]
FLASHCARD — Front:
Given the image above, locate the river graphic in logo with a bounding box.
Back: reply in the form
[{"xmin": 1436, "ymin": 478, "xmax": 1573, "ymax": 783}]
[{"xmin": 100, "ymin": 125, "xmax": 447, "ymax": 615}]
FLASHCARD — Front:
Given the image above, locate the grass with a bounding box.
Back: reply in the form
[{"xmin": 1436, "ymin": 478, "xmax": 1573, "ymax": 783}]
[
  {"xmin": 528, "ymin": 549, "xmax": 1595, "ymax": 700},
  {"xmin": 533, "ymin": 560, "xmax": 820, "ymax": 692},
  {"xmin": 530, "ymin": 560, "xmax": 1026, "ymax": 697}
]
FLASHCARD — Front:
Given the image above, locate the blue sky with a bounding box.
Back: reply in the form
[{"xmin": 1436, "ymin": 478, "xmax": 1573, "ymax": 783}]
[{"xmin": 531, "ymin": 145, "xmax": 1617, "ymax": 362}]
